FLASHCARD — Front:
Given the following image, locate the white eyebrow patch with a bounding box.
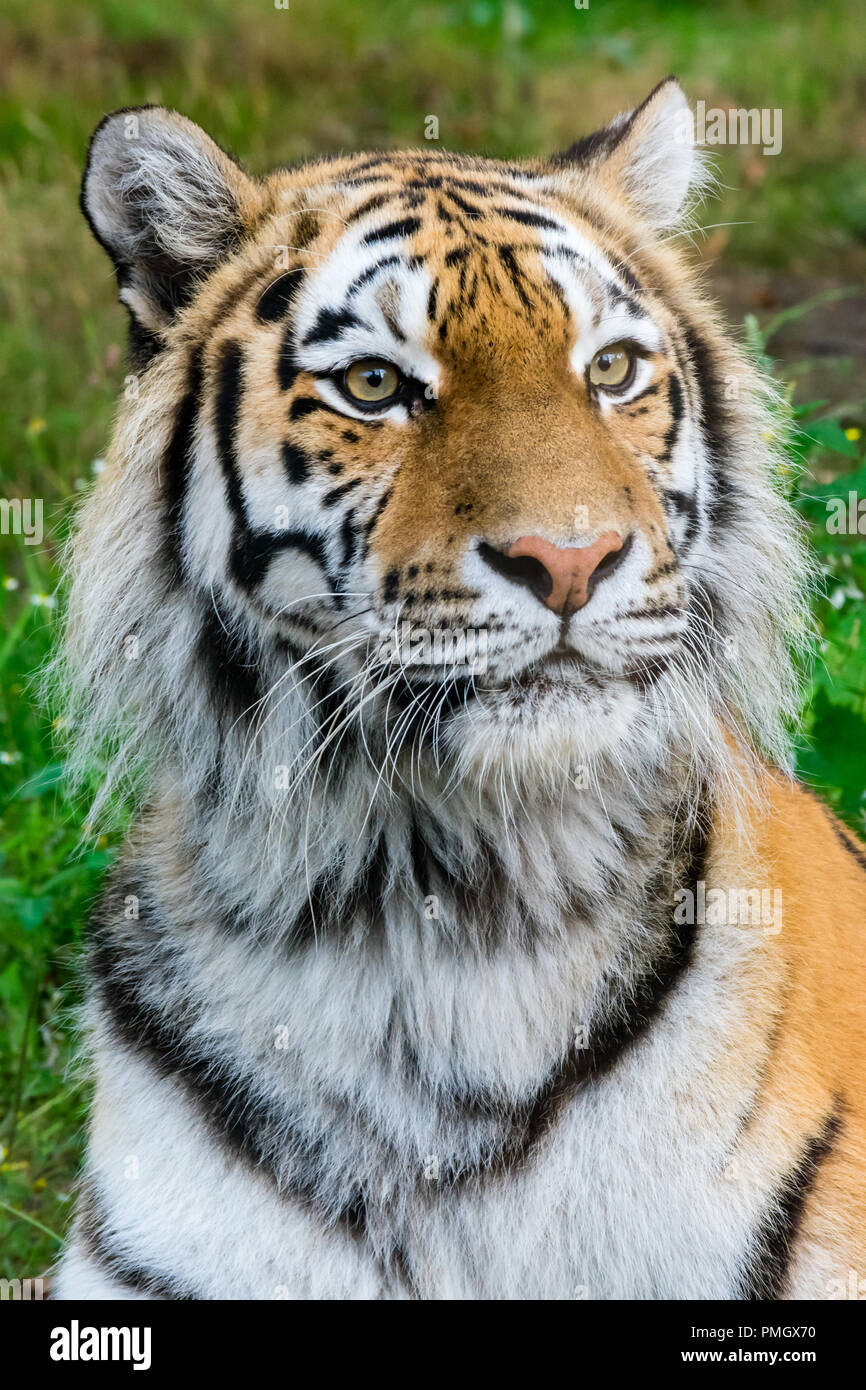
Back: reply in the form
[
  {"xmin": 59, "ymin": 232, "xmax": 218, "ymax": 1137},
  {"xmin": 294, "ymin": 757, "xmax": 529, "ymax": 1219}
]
[
  {"xmin": 537, "ymin": 223, "xmax": 663, "ymax": 380},
  {"xmin": 292, "ymin": 221, "xmax": 442, "ymax": 401}
]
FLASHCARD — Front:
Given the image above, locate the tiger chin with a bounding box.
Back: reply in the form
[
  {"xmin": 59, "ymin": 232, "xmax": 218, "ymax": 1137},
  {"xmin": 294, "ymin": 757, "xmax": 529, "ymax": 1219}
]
[{"xmin": 52, "ymin": 79, "xmax": 866, "ymax": 1301}]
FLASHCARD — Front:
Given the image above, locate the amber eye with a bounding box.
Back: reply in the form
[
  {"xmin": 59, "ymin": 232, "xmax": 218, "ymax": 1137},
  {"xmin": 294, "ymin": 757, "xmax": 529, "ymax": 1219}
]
[
  {"xmin": 343, "ymin": 359, "xmax": 401, "ymax": 404},
  {"xmin": 588, "ymin": 344, "xmax": 634, "ymax": 391}
]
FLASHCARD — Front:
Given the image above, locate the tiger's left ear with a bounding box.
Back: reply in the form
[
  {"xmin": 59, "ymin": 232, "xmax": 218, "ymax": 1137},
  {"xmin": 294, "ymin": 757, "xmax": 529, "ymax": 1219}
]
[{"xmin": 552, "ymin": 78, "xmax": 704, "ymax": 228}]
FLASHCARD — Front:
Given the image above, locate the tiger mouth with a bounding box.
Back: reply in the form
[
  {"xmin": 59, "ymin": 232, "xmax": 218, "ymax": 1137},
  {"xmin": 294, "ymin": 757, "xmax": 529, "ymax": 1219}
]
[{"xmin": 474, "ymin": 646, "xmax": 608, "ymax": 697}]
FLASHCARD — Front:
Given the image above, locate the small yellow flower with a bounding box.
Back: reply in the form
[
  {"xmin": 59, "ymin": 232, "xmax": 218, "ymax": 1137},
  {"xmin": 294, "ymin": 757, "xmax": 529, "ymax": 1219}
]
[
  {"xmin": 34, "ymin": 1177, "xmax": 47, "ymax": 1191},
  {"xmin": 97, "ymin": 834, "xmax": 109, "ymax": 849},
  {"xmin": 845, "ymin": 427, "xmax": 862, "ymax": 442},
  {"xmin": 52, "ymin": 715, "xmax": 68, "ymax": 730},
  {"xmin": 29, "ymin": 591, "xmax": 57, "ymax": 609},
  {"xmin": 27, "ymin": 417, "xmax": 46, "ymax": 435}
]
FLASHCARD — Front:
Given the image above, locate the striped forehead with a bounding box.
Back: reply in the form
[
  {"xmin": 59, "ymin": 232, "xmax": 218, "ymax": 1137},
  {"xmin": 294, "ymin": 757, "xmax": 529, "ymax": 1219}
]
[{"xmin": 284, "ymin": 167, "xmax": 661, "ymax": 375}]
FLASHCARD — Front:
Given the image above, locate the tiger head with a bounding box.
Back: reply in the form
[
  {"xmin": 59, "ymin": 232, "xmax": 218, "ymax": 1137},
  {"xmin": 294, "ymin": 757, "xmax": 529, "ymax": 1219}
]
[{"xmin": 65, "ymin": 81, "xmax": 806, "ymax": 814}]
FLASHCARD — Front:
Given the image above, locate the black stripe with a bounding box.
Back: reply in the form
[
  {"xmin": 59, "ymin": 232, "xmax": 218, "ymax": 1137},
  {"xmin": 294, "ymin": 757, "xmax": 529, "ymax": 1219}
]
[
  {"xmin": 348, "ymin": 255, "xmax": 401, "ymax": 295},
  {"xmin": 162, "ymin": 352, "xmax": 203, "ymax": 585},
  {"xmin": 232, "ymin": 527, "xmax": 333, "ymax": 593},
  {"xmin": 214, "ymin": 340, "xmax": 249, "ymax": 530},
  {"xmin": 663, "ymin": 486, "xmax": 700, "ymax": 549},
  {"xmin": 739, "ymin": 1100, "xmax": 844, "ymax": 1299},
  {"xmin": 682, "ymin": 323, "xmax": 738, "ymax": 527},
  {"xmin": 496, "ymin": 206, "xmax": 561, "ymax": 231},
  {"xmin": 361, "ymin": 486, "xmax": 393, "ymax": 554},
  {"xmin": 800, "ymin": 785, "xmax": 866, "ymax": 875},
  {"xmin": 289, "ymin": 833, "xmax": 390, "ymax": 949},
  {"xmin": 195, "ymin": 604, "xmax": 263, "ymax": 738},
  {"xmin": 282, "ymin": 440, "xmax": 310, "ymax": 485},
  {"xmin": 78, "ymin": 1182, "xmax": 197, "ymax": 1301},
  {"xmin": 340, "ymin": 510, "xmax": 358, "ymax": 569},
  {"xmin": 624, "ymin": 381, "xmax": 661, "ymax": 407},
  {"xmin": 213, "ymin": 345, "xmax": 340, "ymax": 597},
  {"xmin": 303, "ymin": 306, "xmax": 365, "ymax": 347},
  {"xmin": 277, "ymin": 323, "xmax": 299, "ymax": 391},
  {"xmin": 442, "ymin": 189, "xmax": 484, "ymax": 221},
  {"xmin": 345, "ymin": 192, "xmax": 392, "ymax": 224},
  {"xmin": 255, "ymin": 268, "xmax": 304, "ymax": 324},
  {"xmin": 609, "ymin": 254, "xmax": 642, "ymax": 296},
  {"xmin": 682, "ymin": 577, "xmax": 721, "ymax": 664},
  {"xmin": 565, "ymin": 802, "xmax": 710, "ymax": 1089},
  {"xmin": 658, "ymin": 372, "xmax": 684, "ymax": 464},
  {"xmin": 363, "ymin": 216, "xmax": 421, "ymax": 245},
  {"xmin": 90, "ymin": 912, "xmax": 368, "ymax": 1235},
  {"xmin": 289, "ymin": 395, "xmax": 344, "ymax": 422},
  {"xmin": 322, "ymin": 477, "xmax": 361, "ymax": 508},
  {"xmin": 498, "ymin": 245, "xmax": 534, "ymax": 310}
]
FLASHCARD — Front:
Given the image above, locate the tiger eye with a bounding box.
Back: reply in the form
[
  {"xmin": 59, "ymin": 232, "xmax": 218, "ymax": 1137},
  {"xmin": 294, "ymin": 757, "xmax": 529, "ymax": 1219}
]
[
  {"xmin": 344, "ymin": 359, "xmax": 400, "ymax": 403},
  {"xmin": 589, "ymin": 345, "xmax": 634, "ymax": 390}
]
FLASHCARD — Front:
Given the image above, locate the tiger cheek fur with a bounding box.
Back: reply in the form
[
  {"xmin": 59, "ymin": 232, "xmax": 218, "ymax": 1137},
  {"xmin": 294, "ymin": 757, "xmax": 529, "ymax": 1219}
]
[{"xmin": 52, "ymin": 81, "xmax": 866, "ymax": 1301}]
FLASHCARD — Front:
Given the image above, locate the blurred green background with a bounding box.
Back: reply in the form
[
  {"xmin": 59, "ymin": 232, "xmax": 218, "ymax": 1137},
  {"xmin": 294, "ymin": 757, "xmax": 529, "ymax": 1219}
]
[{"xmin": 1, "ymin": 0, "xmax": 865, "ymax": 1277}]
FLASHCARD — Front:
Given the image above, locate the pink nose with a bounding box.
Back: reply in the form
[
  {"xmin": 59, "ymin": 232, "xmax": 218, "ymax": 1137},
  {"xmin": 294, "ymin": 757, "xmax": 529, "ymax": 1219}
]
[{"xmin": 506, "ymin": 532, "xmax": 627, "ymax": 613}]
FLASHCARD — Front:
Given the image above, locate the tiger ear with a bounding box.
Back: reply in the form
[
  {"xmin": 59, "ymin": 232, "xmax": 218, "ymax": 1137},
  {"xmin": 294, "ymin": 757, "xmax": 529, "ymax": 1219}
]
[
  {"xmin": 553, "ymin": 78, "xmax": 705, "ymax": 228},
  {"xmin": 81, "ymin": 106, "xmax": 259, "ymax": 346}
]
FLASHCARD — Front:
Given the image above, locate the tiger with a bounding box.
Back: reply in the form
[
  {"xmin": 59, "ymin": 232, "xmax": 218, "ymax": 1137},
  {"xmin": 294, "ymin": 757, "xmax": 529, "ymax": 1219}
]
[{"xmin": 51, "ymin": 78, "xmax": 866, "ymax": 1301}]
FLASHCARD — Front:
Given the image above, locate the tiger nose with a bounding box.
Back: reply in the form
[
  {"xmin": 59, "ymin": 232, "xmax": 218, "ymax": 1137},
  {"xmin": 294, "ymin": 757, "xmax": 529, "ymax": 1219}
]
[{"xmin": 478, "ymin": 531, "xmax": 629, "ymax": 614}]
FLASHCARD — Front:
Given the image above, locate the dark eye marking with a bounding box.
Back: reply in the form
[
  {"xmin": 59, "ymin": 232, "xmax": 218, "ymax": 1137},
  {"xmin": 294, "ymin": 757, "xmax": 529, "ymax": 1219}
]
[
  {"xmin": 290, "ymin": 396, "xmax": 344, "ymax": 422},
  {"xmin": 622, "ymin": 380, "xmax": 661, "ymax": 407},
  {"xmin": 255, "ymin": 269, "xmax": 305, "ymax": 324},
  {"xmin": 303, "ymin": 306, "xmax": 367, "ymax": 348}
]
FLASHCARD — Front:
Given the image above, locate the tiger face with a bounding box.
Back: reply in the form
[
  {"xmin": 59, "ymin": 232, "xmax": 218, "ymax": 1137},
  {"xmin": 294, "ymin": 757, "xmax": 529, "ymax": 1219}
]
[{"xmin": 78, "ymin": 82, "xmax": 799, "ymax": 793}]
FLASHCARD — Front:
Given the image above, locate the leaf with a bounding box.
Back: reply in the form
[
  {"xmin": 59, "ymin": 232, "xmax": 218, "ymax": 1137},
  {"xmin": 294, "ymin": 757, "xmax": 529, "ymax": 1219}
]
[{"xmin": 801, "ymin": 420, "xmax": 862, "ymax": 459}]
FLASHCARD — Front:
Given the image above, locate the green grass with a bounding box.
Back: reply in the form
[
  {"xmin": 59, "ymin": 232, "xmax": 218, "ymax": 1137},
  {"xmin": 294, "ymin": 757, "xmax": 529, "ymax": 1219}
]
[{"xmin": 2, "ymin": 0, "xmax": 865, "ymax": 1278}]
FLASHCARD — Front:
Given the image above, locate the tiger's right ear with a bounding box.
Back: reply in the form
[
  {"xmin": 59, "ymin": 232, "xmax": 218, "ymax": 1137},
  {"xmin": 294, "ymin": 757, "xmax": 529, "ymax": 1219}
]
[{"xmin": 82, "ymin": 107, "xmax": 260, "ymax": 351}]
